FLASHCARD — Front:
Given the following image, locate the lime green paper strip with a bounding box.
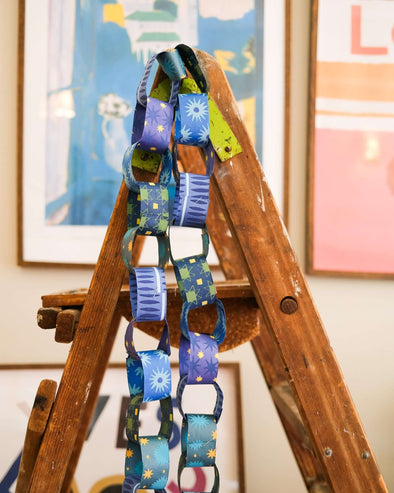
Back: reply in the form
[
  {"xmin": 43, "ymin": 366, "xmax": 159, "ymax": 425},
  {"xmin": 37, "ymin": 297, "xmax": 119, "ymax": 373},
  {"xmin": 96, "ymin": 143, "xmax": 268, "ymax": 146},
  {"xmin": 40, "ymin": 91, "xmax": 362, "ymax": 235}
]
[{"xmin": 151, "ymin": 78, "xmax": 243, "ymax": 163}]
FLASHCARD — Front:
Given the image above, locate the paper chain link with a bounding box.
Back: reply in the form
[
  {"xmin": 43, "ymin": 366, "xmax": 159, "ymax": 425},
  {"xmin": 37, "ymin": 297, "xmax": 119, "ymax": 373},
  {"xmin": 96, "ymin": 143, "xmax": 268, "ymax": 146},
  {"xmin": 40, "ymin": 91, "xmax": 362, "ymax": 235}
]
[{"xmin": 120, "ymin": 45, "xmax": 226, "ymax": 493}]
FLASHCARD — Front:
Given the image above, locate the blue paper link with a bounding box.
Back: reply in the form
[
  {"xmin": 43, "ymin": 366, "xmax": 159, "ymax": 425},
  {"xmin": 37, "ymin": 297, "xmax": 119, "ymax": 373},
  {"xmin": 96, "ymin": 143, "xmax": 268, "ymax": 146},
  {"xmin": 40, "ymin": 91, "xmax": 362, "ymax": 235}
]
[
  {"xmin": 129, "ymin": 267, "xmax": 167, "ymax": 322},
  {"xmin": 173, "ymin": 173, "xmax": 210, "ymax": 228},
  {"xmin": 179, "ymin": 333, "xmax": 219, "ymax": 385},
  {"xmin": 132, "ymin": 98, "xmax": 174, "ymax": 154},
  {"xmin": 126, "ymin": 349, "xmax": 171, "ymax": 403},
  {"xmin": 175, "ymin": 93, "xmax": 210, "ymax": 147},
  {"xmin": 157, "ymin": 49, "xmax": 187, "ymax": 81}
]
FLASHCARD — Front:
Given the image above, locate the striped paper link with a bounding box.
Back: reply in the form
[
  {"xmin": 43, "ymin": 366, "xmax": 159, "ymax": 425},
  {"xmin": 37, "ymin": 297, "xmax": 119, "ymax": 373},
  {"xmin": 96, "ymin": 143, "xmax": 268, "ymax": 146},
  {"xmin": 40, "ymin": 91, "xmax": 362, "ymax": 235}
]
[
  {"xmin": 173, "ymin": 173, "xmax": 210, "ymax": 228},
  {"xmin": 129, "ymin": 267, "xmax": 167, "ymax": 322},
  {"xmin": 174, "ymin": 93, "xmax": 210, "ymax": 147},
  {"xmin": 179, "ymin": 333, "xmax": 219, "ymax": 385},
  {"xmin": 181, "ymin": 413, "xmax": 217, "ymax": 467}
]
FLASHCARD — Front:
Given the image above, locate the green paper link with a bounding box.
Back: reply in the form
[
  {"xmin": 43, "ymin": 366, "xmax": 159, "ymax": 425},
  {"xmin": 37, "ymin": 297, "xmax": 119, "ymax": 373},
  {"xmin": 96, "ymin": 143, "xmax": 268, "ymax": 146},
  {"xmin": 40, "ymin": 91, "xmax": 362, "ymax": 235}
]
[
  {"xmin": 151, "ymin": 77, "xmax": 243, "ymax": 163},
  {"xmin": 126, "ymin": 395, "xmax": 173, "ymax": 443},
  {"xmin": 122, "ymin": 145, "xmax": 172, "ymax": 193},
  {"xmin": 172, "ymin": 254, "xmax": 216, "ymax": 310},
  {"xmin": 127, "ymin": 183, "xmax": 170, "ymax": 234}
]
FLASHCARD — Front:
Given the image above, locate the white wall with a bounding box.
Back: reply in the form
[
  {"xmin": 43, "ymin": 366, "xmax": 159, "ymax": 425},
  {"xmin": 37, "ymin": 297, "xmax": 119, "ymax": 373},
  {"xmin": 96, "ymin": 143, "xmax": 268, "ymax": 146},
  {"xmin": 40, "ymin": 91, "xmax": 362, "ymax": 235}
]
[{"xmin": 0, "ymin": 1, "xmax": 392, "ymax": 492}]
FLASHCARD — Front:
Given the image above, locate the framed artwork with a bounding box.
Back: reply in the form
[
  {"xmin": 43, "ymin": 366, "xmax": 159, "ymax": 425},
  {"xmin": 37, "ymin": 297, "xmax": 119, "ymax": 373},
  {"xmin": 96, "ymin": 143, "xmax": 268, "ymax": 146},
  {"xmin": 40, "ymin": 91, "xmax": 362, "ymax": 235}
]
[
  {"xmin": 0, "ymin": 363, "xmax": 244, "ymax": 492},
  {"xmin": 307, "ymin": 0, "xmax": 394, "ymax": 278},
  {"xmin": 18, "ymin": 0, "xmax": 288, "ymax": 266}
]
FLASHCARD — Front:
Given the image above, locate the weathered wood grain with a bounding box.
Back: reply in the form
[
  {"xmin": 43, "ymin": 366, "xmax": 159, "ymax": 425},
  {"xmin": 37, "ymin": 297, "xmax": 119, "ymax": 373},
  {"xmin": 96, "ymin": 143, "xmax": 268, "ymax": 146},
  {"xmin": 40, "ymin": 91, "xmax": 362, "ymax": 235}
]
[
  {"xmin": 55, "ymin": 309, "xmax": 81, "ymax": 343},
  {"xmin": 15, "ymin": 379, "xmax": 57, "ymax": 493},
  {"xmin": 29, "ymin": 183, "xmax": 129, "ymax": 492},
  {"xmin": 196, "ymin": 48, "xmax": 387, "ymax": 492}
]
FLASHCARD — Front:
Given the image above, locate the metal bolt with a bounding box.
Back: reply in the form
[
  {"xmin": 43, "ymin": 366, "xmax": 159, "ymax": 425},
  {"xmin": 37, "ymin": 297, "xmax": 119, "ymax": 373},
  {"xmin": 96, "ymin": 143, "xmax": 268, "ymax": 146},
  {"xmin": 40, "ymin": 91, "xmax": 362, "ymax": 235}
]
[
  {"xmin": 280, "ymin": 296, "xmax": 298, "ymax": 314},
  {"xmin": 224, "ymin": 145, "xmax": 232, "ymax": 153},
  {"xmin": 361, "ymin": 451, "xmax": 370, "ymax": 460},
  {"xmin": 324, "ymin": 448, "xmax": 333, "ymax": 457}
]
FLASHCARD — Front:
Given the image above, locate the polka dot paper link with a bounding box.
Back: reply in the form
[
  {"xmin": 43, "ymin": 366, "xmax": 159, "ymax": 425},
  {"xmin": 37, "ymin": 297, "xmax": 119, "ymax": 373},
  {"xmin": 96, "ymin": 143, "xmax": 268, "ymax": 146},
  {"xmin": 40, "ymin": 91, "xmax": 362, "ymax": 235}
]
[{"xmin": 120, "ymin": 45, "xmax": 227, "ymax": 493}]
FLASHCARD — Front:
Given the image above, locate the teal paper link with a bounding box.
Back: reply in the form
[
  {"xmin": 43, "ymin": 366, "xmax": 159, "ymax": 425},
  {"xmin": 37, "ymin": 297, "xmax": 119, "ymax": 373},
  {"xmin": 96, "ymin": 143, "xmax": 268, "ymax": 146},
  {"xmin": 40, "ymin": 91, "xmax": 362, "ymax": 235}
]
[
  {"xmin": 176, "ymin": 375, "xmax": 223, "ymax": 422},
  {"xmin": 156, "ymin": 49, "xmax": 187, "ymax": 82},
  {"xmin": 180, "ymin": 299, "xmax": 226, "ymax": 346},
  {"xmin": 174, "ymin": 93, "xmax": 210, "ymax": 147},
  {"xmin": 124, "ymin": 435, "xmax": 170, "ymax": 491},
  {"xmin": 177, "ymin": 457, "xmax": 220, "ymax": 493},
  {"xmin": 123, "ymin": 145, "xmax": 172, "ymax": 193},
  {"xmin": 121, "ymin": 227, "xmax": 170, "ymax": 273},
  {"xmin": 181, "ymin": 413, "xmax": 217, "ymax": 468},
  {"xmin": 172, "ymin": 254, "xmax": 216, "ymax": 310}
]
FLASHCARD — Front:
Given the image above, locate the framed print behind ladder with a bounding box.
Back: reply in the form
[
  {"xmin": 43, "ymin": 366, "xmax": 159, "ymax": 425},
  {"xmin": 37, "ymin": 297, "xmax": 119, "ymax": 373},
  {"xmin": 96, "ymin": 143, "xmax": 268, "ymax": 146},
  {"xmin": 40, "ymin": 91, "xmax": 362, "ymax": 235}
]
[{"xmin": 307, "ymin": 0, "xmax": 394, "ymax": 278}]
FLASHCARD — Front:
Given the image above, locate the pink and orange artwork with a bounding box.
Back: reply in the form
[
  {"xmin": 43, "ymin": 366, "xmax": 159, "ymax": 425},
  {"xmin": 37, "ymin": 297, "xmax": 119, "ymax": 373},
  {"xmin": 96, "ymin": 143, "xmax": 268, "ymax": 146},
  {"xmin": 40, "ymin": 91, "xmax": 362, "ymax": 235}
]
[{"xmin": 309, "ymin": 1, "xmax": 394, "ymax": 276}]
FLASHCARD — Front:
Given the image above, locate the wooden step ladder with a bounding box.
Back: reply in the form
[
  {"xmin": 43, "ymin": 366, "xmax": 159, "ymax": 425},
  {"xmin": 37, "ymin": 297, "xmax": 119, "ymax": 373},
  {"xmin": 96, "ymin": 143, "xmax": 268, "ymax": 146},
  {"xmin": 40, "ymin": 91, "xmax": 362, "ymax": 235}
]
[{"xmin": 17, "ymin": 50, "xmax": 388, "ymax": 493}]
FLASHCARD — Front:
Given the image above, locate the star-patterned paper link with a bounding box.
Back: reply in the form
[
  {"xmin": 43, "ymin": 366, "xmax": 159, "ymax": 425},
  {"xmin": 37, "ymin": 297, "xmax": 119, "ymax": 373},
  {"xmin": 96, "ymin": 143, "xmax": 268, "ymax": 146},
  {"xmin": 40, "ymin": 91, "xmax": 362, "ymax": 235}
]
[
  {"xmin": 179, "ymin": 332, "xmax": 219, "ymax": 385},
  {"xmin": 174, "ymin": 93, "xmax": 210, "ymax": 147}
]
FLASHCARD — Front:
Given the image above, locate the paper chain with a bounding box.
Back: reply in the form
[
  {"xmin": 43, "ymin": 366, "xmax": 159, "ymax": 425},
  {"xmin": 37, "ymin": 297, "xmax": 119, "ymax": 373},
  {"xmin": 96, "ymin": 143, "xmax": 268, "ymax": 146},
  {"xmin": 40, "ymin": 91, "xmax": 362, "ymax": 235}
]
[{"xmin": 120, "ymin": 45, "xmax": 226, "ymax": 493}]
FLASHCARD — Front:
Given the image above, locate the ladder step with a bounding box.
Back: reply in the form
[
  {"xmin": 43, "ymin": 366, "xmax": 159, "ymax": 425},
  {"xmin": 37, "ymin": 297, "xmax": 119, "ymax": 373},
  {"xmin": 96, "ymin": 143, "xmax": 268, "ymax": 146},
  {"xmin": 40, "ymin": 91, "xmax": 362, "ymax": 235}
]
[{"xmin": 271, "ymin": 383, "xmax": 313, "ymax": 451}]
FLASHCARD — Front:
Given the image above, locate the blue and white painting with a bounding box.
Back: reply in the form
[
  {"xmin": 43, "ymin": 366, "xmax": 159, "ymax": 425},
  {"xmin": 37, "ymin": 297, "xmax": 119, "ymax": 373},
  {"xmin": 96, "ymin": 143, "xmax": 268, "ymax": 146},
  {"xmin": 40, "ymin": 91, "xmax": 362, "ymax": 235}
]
[{"xmin": 45, "ymin": 0, "xmax": 263, "ymax": 226}]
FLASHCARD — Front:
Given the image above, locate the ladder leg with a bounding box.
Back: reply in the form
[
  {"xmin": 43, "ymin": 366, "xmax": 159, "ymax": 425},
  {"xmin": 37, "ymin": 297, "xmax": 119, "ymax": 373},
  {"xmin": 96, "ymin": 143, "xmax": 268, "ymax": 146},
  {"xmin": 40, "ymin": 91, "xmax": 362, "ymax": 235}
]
[
  {"xmin": 29, "ymin": 183, "xmax": 128, "ymax": 493},
  {"xmin": 196, "ymin": 49, "xmax": 388, "ymax": 492},
  {"xmin": 60, "ymin": 310, "xmax": 123, "ymax": 493}
]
